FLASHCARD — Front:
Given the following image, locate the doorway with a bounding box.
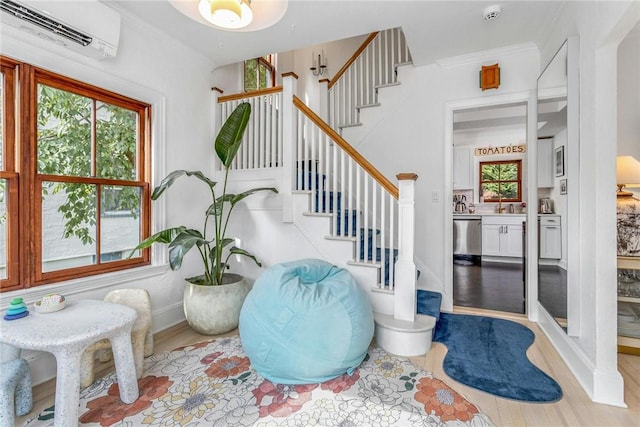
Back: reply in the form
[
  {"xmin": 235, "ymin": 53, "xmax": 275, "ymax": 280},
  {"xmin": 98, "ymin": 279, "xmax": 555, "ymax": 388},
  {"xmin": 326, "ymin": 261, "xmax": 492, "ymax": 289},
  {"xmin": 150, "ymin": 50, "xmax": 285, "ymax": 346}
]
[{"xmin": 451, "ymin": 102, "xmax": 528, "ymax": 314}]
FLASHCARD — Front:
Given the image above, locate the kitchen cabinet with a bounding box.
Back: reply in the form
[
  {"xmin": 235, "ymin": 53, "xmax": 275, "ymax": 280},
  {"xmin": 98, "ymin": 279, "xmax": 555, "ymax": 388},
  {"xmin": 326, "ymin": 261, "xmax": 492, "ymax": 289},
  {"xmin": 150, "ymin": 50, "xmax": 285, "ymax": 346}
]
[
  {"xmin": 618, "ymin": 257, "xmax": 640, "ymax": 355},
  {"xmin": 481, "ymin": 216, "xmax": 524, "ymax": 258},
  {"xmin": 539, "ymin": 215, "xmax": 562, "ymax": 259},
  {"xmin": 537, "ymin": 138, "xmax": 554, "ymax": 188},
  {"xmin": 453, "ymin": 146, "xmax": 473, "ymax": 190}
]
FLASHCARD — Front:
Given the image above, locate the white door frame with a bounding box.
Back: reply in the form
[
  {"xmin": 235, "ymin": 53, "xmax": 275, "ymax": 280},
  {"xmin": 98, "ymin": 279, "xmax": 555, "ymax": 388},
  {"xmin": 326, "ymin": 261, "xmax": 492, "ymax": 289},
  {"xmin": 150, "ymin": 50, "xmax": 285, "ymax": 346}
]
[{"xmin": 443, "ymin": 90, "xmax": 539, "ymax": 321}]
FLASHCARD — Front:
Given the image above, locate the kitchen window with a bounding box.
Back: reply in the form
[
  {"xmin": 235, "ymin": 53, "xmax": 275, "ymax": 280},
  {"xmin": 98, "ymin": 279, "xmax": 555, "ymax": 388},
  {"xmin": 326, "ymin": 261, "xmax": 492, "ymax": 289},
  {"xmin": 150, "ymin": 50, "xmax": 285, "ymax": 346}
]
[
  {"xmin": 0, "ymin": 56, "xmax": 152, "ymax": 292},
  {"xmin": 479, "ymin": 160, "xmax": 522, "ymax": 202}
]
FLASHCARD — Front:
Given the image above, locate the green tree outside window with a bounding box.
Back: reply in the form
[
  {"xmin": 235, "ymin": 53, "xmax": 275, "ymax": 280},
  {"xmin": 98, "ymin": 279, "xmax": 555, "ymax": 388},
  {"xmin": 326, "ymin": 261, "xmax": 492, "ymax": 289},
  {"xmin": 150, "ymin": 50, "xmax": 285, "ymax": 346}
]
[{"xmin": 480, "ymin": 160, "xmax": 522, "ymax": 202}]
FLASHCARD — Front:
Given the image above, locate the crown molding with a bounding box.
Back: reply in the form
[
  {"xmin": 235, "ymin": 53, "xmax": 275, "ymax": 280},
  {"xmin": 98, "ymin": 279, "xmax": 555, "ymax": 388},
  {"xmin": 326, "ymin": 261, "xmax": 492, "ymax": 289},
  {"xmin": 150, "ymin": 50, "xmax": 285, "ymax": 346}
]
[{"xmin": 436, "ymin": 42, "xmax": 539, "ymax": 69}]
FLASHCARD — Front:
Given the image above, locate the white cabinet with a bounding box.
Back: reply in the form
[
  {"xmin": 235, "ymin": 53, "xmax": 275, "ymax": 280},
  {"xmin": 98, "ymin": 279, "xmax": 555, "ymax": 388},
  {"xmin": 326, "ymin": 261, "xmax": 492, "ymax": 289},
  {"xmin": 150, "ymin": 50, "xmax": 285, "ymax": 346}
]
[
  {"xmin": 481, "ymin": 216, "xmax": 524, "ymax": 258},
  {"xmin": 618, "ymin": 257, "xmax": 640, "ymax": 354},
  {"xmin": 453, "ymin": 146, "xmax": 473, "ymax": 190},
  {"xmin": 539, "ymin": 215, "xmax": 562, "ymax": 259},
  {"xmin": 537, "ymin": 138, "xmax": 554, "ymax": 188}
]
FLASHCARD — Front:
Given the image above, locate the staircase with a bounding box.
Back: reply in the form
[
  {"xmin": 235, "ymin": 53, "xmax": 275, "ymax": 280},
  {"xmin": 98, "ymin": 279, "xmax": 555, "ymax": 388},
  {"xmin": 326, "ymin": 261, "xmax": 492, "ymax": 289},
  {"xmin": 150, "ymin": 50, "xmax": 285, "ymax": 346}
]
[{"xmin": 213, "ymin": 28, "xmax": 441, "ymax": 357}]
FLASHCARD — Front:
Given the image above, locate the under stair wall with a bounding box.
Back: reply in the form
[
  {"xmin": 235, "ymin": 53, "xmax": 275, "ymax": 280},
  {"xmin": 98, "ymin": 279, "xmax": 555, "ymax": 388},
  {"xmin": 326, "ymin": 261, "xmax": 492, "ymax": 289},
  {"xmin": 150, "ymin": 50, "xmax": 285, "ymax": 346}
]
[{"xmin": 327, "ymin": 27, "xmax": 412, "ymax": 133}]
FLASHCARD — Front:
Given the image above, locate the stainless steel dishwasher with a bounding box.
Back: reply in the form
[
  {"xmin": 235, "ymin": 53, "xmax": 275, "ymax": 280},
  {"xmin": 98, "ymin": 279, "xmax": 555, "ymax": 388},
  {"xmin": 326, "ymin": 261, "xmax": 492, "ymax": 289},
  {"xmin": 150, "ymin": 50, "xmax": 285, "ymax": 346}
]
[{"xmin": 453, "ymin": 217, "xmax": 482, "ymax": 265}]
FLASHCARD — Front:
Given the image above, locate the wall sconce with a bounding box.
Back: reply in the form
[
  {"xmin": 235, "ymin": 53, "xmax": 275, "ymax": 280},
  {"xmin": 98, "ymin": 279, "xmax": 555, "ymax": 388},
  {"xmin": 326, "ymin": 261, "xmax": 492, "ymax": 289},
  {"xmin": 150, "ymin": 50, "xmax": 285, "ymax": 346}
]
[
  {"xmin": 310, "ymin": 50, "xmax": 327, "ymax": 76},
  {"xmin": 479, "ymin": 63, "xmax": 500, "ymax": 91},
  {"xmin": 616, "ymin": 155, "xmax": 640, "ymax": 197}
]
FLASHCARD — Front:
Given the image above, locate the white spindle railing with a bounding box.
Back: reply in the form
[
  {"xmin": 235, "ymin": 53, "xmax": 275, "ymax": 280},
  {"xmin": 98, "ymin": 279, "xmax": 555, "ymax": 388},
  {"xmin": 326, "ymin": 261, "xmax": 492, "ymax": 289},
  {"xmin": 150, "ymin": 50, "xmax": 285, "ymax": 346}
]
[
  {"xmin": 328, "ymin": 27, "xmax": 412, "ymax": 131},
  {"xmin": 215, "ymin": 88, "xmax": 283, "ymax": 171},
  {"xmin": 293, "ymin": 97, "xmax": 400, "ymax": 291}
]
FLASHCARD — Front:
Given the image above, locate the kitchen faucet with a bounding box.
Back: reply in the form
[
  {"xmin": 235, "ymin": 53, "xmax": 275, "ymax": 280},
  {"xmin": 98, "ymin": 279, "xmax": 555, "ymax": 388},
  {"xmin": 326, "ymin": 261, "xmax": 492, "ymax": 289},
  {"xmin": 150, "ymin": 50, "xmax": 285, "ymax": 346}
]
[{"xmin": 497, "ymin": 194, "xmax": 506, "ymax": 213}]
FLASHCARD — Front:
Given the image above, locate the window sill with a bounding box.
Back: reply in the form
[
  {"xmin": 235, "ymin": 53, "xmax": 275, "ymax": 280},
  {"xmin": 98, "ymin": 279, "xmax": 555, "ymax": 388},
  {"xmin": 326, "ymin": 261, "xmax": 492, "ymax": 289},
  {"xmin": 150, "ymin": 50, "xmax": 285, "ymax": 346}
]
[{"xmin": 0, "ymin": 264, "xmax": 170, "ymax": 310}]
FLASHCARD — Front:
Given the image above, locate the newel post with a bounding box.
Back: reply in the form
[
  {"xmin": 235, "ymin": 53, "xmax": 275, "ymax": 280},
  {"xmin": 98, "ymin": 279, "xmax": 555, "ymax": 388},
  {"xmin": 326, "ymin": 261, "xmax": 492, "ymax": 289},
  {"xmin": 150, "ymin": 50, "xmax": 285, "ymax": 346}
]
[
  {"xmin": 319, "ymin": 78, "xmax": 330, "ymax": 123},
  {"xmin": 281, "ymin": 72, "xmax": 299, "ymax": 223},
  {"xmin": 395, "ymin": 173, "xmax": 418, "ymax": 322}
]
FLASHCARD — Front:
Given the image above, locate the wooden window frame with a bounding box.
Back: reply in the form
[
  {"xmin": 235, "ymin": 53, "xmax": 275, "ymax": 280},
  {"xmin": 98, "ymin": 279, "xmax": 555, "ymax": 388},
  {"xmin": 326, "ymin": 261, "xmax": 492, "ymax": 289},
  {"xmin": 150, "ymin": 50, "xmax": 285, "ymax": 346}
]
[
  {"xmin": 244, "ymin": 55, "xmax": 276, "ymax": 92},
  {"xmin": 0, "ymin": 57, "xmax": 20, "ymax": 290},
  {"xmin": 479, "ymin": 159, "xmax": 522, "ymax": 203},
  {"xmin": 1, "ymin": 56, "xmax": 152, "ymax": 292}
]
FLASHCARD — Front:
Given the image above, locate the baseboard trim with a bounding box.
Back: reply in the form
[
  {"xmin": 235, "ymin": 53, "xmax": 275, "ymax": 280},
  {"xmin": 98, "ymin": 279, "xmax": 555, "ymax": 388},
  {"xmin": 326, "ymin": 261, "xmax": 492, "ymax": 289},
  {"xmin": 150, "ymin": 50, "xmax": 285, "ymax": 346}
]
[{"xmin": 537, "ymin": 303, "xmax": 626, "ymax": 407}]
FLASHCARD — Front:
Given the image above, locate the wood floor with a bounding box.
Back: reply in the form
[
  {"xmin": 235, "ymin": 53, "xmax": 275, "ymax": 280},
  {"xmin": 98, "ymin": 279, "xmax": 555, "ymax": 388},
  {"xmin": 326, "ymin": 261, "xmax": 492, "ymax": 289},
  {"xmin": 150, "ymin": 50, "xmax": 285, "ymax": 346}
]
[{"xmin": 17, "ymin": 310, "xmax": 640, "ymax": 427}]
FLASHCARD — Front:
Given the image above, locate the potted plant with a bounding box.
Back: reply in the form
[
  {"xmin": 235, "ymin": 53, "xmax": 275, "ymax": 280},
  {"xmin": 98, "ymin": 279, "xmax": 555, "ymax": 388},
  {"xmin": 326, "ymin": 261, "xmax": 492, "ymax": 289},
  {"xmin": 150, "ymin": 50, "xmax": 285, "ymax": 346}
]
[{"xmin": 131, "ymin": 102, "xmax": 277, "ymax": 334}]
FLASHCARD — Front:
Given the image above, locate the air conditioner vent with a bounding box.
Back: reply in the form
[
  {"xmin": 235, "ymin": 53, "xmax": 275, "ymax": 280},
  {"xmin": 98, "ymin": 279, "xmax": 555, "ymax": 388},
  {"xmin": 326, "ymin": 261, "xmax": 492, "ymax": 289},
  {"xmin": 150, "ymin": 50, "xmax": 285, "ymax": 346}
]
[{"xmin": 1, "ymin": 0, "xmax": 92, "ymax": 46}]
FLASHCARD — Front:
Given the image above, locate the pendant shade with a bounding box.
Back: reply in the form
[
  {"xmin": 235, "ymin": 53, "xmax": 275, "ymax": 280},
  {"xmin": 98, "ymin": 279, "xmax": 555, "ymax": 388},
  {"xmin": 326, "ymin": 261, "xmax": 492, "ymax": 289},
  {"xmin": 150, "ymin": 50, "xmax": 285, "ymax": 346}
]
[{"xmin": 198, "ymin": 0, "xmax": 253, "ymax": 29}]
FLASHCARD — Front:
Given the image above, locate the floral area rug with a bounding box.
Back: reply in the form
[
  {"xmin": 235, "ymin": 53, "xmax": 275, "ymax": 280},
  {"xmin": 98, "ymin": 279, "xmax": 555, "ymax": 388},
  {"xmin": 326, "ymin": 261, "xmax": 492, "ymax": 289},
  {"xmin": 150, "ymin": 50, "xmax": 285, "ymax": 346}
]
[{"xmin": 25, "ymin": 336, "xmax": 495, "ymax": 426}]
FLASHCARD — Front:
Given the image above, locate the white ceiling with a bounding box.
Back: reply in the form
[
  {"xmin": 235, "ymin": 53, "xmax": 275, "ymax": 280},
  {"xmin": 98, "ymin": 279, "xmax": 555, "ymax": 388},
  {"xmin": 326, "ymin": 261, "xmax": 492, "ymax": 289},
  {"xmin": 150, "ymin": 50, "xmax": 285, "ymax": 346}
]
[{"xmin": 111, "ymin": 0, "xmax": 567, "ymax": 69}]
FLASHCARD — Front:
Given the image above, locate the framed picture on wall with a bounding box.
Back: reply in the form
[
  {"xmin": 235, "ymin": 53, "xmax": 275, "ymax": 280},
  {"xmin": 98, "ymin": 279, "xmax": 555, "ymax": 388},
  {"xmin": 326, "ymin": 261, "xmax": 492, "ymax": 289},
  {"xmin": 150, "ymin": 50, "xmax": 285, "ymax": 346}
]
[
  {"xmin": 555, "ymin": 146, "xmax": 565, "ymax": 176},
  {"xmin": 560, "ymin": 178, "xmax": 567, "ymax": 195}
]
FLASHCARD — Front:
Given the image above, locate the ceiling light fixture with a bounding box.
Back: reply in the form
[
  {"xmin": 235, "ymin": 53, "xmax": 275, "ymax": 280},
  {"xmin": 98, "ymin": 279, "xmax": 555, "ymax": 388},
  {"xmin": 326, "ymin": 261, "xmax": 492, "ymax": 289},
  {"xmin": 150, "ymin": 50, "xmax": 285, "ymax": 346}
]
[
  {"xmin": 483, "ymin": 5, "xmax": 501, "ymax": 21},
  {"xmin": 170, "ymin": 1, "xmax": 287, "ymax": 32},
  {"xmin": 198, "ymin": 0, "xmax": 253, "ymax": 30}
]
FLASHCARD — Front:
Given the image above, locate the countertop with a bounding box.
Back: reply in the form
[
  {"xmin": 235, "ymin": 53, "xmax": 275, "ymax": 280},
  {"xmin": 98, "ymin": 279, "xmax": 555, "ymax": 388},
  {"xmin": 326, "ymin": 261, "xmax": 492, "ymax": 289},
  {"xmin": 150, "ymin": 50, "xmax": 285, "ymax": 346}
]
[{"xmin": 453, "ymin": 213, "xmax": 526, "ymax": 218}]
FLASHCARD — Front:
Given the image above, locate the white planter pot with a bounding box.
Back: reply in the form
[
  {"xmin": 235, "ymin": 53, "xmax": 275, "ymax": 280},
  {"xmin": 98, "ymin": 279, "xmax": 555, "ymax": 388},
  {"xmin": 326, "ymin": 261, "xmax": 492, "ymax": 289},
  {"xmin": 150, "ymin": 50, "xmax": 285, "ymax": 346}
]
[{"xmin": 183, "ymin": 274, "xmax": 249, "ymax": 335}]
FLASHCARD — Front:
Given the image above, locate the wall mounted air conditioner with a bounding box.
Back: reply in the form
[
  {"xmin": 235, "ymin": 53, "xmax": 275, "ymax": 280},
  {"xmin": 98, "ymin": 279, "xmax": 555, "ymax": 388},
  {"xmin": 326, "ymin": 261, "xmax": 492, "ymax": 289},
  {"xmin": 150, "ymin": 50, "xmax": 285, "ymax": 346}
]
[{"xmin": 0, "ymin": 0, "xmax": 121, "ymax": 59}]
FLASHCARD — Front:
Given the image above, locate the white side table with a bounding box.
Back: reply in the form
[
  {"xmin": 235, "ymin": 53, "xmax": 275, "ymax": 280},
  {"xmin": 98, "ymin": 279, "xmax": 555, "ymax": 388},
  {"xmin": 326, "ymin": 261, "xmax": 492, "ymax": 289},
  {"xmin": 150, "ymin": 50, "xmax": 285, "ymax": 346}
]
[{"xmin": 0, "ymin": 299, "xmax": 139, "ymax": 426}]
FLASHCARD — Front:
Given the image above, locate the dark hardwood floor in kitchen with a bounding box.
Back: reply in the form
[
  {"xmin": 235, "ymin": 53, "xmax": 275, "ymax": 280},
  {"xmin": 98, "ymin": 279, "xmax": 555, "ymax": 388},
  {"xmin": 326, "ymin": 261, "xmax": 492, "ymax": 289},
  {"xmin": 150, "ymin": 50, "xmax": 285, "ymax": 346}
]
[
  {"xmin": 453, "ymin": 261, "xmax": 525, "ymax": 314},
  {"xmin": 453, "ymin": 261, "xmax": 568, "ymax": 317}
]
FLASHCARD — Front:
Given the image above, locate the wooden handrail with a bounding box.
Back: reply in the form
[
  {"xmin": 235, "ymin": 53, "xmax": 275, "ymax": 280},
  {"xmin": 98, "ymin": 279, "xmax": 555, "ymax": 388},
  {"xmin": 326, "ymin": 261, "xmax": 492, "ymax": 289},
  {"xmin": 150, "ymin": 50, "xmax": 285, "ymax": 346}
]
[
  {"xmin": 328, "ymin": 32, "xmax": 379, "ymax": 90},
  {"xmin": 218, "ymin": 86, "xmax": 283, "ymax": 103},
  {"xmin": 293, "ymin": 95, "xmax": 398, "ymax": 199}
]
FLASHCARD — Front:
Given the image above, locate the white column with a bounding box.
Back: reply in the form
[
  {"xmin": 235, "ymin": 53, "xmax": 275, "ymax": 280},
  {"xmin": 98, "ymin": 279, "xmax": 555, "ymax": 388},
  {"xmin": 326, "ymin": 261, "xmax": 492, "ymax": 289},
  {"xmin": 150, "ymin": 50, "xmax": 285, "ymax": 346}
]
[
  {"xmin": 211, "ymin": 87, "xmax": 223, "ymax": 171},
  {"xmin": 394, "ymin": 173, "xmax": 418, "ymax": 322},
  {"xmin": 281, "ymin": 72, "xmax": 299, "ymax": 223}
]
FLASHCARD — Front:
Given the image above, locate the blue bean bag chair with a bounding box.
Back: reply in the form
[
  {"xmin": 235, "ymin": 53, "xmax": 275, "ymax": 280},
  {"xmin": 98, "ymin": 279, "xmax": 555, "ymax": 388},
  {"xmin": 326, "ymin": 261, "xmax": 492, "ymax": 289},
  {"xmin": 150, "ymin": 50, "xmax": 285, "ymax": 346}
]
[{"xmin": 239, "ymin": 259, "xmax": 374, "ymax": 384}]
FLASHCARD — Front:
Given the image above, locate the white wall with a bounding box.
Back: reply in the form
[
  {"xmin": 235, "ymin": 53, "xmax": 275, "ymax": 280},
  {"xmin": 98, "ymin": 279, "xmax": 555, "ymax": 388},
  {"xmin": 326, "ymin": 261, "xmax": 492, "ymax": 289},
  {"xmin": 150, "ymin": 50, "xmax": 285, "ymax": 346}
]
[
  {"xmin": 213, "ymin": 34, "xmax": 367, "ymax": 107},
  {"xmin": 534, "ymin": 0, "xmax": 639, "ymax": 407},
  {"xmin": 0, "ymin": 4, "xmax": 216, "ymax": 385},
  {"xmin": 617, "ymin": 22, "xmax": 640, "ymax": 160}
]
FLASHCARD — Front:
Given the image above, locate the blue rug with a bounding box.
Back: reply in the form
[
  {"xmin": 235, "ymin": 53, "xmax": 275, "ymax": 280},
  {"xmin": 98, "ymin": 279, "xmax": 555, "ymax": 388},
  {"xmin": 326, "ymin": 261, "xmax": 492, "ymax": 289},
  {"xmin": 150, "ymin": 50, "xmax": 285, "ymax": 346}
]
[{"xmin": 433, "ymin": 313, "xmax": 563, "ymax": 402}]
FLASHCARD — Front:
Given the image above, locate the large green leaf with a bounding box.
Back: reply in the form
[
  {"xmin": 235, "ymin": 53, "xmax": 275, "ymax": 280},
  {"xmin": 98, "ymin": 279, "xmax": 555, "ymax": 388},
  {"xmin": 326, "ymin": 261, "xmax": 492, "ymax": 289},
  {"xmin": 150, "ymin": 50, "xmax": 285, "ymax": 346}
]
[
  {"xmin": 152, "ymin": 170, "xmax": 217, "ymax": 200},
  {"xmin": 229, "ymin": 246, "xmax": 262, "ymax": 267},
  {"xmin": 230, "ymin": 187, "xmax": 278, "ymax": 206},
  {"xmin": 168, "ymin": 229, "xmax": 206, "ymax": 270},
  {"xmin": 128, "ymin": 226, "xmax": 187, "ymax": 257},
  {"xmin": 215, "ymin": 103, "xmax": 251, "ymax": 168}
]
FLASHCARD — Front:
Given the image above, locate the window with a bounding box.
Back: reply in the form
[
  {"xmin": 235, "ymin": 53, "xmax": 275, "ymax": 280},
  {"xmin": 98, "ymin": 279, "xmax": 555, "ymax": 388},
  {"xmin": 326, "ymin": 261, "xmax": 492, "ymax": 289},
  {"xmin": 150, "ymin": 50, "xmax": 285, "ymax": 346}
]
[
  {"xmin": 244, "ymin": 55, "xmax": 275, "ymax": 92},
  {"xmin": 479, "ymin": 160, "xmax": 522, "ymax": 202},
  {"xmin": 0, "ymin": 56, "xmax": 151, "ymax": 292}
]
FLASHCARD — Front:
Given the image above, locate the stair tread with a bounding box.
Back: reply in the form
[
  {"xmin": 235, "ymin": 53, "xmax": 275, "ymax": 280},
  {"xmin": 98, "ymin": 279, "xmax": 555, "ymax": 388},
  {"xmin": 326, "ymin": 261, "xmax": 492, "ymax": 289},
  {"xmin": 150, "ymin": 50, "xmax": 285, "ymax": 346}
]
[
  {"xmin": 338, "ymin": 122, "xmax": 362, "ymax": 129},
  {"xmin": 356, "ymin": 103, "xmax": 381, "ymax": 110},
  {"xmin": 416, "ymin": 290, "xmax": 442, "ymax": 320},
  {"xmin": 375, "ymin": 82, "xmax": 401, "ymax": 89}
]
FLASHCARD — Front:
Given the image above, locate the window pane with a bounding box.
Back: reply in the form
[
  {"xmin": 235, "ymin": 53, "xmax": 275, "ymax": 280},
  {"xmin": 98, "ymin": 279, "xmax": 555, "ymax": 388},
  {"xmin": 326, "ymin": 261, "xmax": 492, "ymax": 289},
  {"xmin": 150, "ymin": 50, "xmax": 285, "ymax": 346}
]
[
  {"xmin": 481, "ymin": 164, "xmax": 499, "ymax": 181},
  {"xmin": 38, "ymin": 85, "xmax": 91, "ymax": 176},
  {"xmin": 244, "ymin": 59, "xmax": 258, "ymax": 92},
  {"xmin": 500, "ymin": 163, "xmax": 518, "ymax": 180},
  {"xmin": 481, "ymin": 183, "xmax": 499, "ymax": 199},
  {"xmin": 258, "ymin": 63, "xmax": 268, "ymax": 89},
  {"xmin": 500, "ymin": 182, "xmax": 519, "ymax": 199},
  {"xmin": 100, "ymin": 185, "xmax": 141, "ymax": 262},
  {"xmin": 42, "ymin": 181, "xmax": 96, "ymax": 272},
  {"xmin": 96, "ymin": 101, "xmax": 137, "ymax": 180},
  {"xmin": 0, "ymin": 72, "xmax": 4, "ymax": 169},
  {"xmin": 0, "ymin": 178, "xmax": 6, "ymax": 280}
]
